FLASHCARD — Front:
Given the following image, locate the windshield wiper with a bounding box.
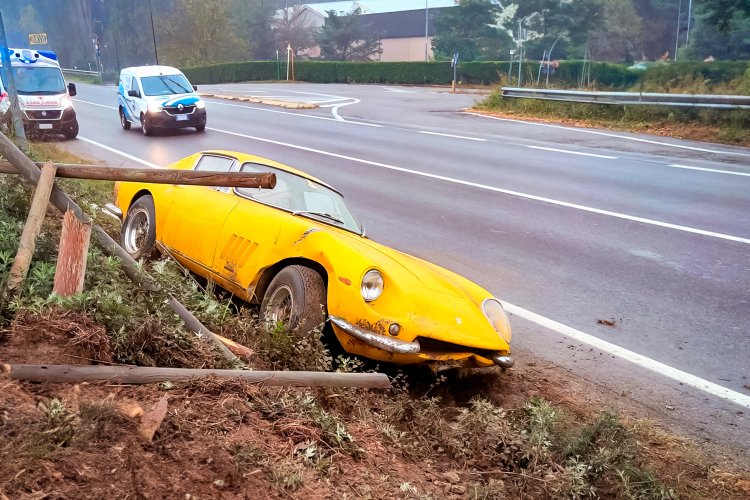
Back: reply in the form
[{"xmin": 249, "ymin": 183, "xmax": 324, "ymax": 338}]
[
  {"xmin": 292, "ymin": 210, "xmax": 345, "ymax": 225},
  {"xmin": 164, "ymin": 76, "xmax": 190, "ymax": 94}
]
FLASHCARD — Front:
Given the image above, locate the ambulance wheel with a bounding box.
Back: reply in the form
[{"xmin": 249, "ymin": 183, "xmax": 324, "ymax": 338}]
[
  {"xmin": 62, "ymin": 121, "xmax": 79, "ymax": 140},
  {"xmin": 120, "ymin": 108, "xmax": 131, "ymax": 130},
  {"xmin": 196, "ymin": 125, "xmax": 205, "ymax": 132},
  {"xmin": 140, "ymin": 113, "xmax": 152, "ymax": 136}
]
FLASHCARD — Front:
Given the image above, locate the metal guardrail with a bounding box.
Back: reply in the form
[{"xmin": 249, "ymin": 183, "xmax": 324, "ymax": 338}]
[
  {"xmin": 501, "ymin": 87, "xmax": 750, "ymax": 110},
  {"xmin": 61, "ymin": 68, "xmax": 99, "ymax": 76}
]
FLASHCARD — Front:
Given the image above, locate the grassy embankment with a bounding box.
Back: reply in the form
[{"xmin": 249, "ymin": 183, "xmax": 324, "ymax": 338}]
[
  {"xmin": 475, "ymin": 68, "xmax": 750, "ymax": 147},
  {"xmin": 1, "ymin": 142, "xmax": 749, "ymax": 498}
]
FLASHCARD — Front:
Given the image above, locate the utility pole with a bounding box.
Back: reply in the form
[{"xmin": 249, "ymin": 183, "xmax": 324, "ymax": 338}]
[
  {"xmin": 147, "ymin": 0, "xmax": 159, "ymax": 65},
  {"xmin": 685, "ymin": 0, "xmax": 693, "ymax": 46},
  {"xmin": 0, "ymin": 11, "xmax": 27, "ymax": 150},
  {"xmin": 517, "ymin": 21, "xmax": 523, "ymax": 87},
  {"xmin": 674, "ymin": 0, "xmax": 682, "ymax": 61},
  {"xmin": 424, "ymin": 0, "xmax": 429, "ymax": 62}
]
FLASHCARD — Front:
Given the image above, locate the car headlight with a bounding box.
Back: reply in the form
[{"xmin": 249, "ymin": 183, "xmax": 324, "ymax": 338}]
[
  {"xmin": 147, "ymin": 102, "xmax": 163, "ymax": 113},
  {"xmin": 361, "ymin": 269, "xmax": 384, "ymax": 302},
  {"xmin": 195, "ymin": 100, "xmax": 205, "ymax": 109},
  {"xmin": 482, "ymin": 298, "xmax": 512, "ymax": 343},
  {"xmin": 60, "ymin": 95, "xmax": 73, "ymax": 108}
]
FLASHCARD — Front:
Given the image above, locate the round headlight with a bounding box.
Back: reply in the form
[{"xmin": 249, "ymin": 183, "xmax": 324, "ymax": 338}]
[
  {"xmin": 195, "ymin": 99, "xmax": 205, "ymax": 109},
  {"xmin": 482, "ymin": 298, "xmax": 512, "ymax": 342},
  {"xmin": 361, "ymin": 269, "xmax": 384, "ymax": 302},
  {"xmin": 147, "ymin": 102, "xmax": 162, "ymax": 113}
]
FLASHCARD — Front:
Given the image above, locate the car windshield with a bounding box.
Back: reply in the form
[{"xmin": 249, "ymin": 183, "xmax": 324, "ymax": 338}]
[
  {"xmin": 236, "ymin": 163, "xmax": 363, "ymax": 234},
  {"xmin": 6, "ymin": 67, "xmax": 66, "ymax": 95},
  {"xmin": 141, "ymin": 74, "xmax": 193, "ymax": 96}
]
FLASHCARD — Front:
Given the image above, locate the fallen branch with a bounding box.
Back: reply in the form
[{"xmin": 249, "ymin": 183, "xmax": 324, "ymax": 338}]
[
  {"xmin": 0, "ymin": 160, "xmax": 277, "ymax": 189},
  {"xmin": 1, "ymin": 363, "xmax": 392, "ymax": 389}
]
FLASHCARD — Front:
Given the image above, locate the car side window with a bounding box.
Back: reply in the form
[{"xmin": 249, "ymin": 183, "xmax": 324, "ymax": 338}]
[{"xmin": 194, "ymin": 155, "xmax": 235, "ymax": 173}]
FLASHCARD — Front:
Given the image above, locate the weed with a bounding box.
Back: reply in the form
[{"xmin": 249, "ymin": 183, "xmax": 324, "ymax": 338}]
[
  {"xmin": 525, "ymin": 396, "xmax": 559, "ymax": 449},
  {"xmin": 24, "ymin": 398, "xmax": 76, "ymax": 457},
  {"xmin": 269, "ymin": 460, "xmax": 304, "ymax": 492}
]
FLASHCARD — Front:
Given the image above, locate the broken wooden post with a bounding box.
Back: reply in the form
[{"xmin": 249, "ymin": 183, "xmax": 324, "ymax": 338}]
[
  {"xmin": 0, "ymin": 363, "xmax": 392, "ymax": 389},
  {"xmin": 4, "ymin": 162, "xmax": 57, "ymax": 295},
  {"xmin": 53, "ymin": 210, "xmax": 92, "ymax": 296}
]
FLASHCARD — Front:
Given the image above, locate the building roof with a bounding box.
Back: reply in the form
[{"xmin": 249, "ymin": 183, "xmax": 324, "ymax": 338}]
[{"xmin": 305, "ymin": 0, "xmax": 457, "ymax": 17}]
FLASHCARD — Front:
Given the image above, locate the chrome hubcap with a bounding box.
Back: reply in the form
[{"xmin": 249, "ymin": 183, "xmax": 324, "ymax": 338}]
[
  {"xmin": 123, "ymin": 208, "xmax": 149, "ymax": 255},
  {"xmin": 264, "ymin": 285, "xmax": 294, "ymax": 326}
]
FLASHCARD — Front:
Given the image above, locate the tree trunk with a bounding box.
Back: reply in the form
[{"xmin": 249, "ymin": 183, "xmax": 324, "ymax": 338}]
[{"xmin": 53, "ymin": 210, "xmax": 92, "ymax": 296}]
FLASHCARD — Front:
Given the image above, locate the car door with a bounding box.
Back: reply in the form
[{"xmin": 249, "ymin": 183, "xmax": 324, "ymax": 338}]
[
  {"xmin": 159, "ymin": 154, "xmax": 240, "ymax": 275},
  {"xmin": 121, "ymin": 74, "xmax": 141, "ymax": 123}
]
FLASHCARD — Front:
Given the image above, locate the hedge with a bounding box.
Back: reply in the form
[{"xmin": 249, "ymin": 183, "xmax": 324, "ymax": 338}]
[{"xmin": 181, "ymin": 60, "xmax": 748, "ymax": 90}]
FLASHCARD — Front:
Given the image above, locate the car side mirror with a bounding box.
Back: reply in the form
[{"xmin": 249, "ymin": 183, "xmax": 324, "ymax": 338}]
[
  {"xmin": 67, "ymin": 82, "xmax": 77, "ymax": 97},
  {"xmin": 127, "ymin": 90, "xmax": 139, "ymax": 98},
  {"xmin": 192, "ymin": 85, "xmax": 197, "ymax": 91}
]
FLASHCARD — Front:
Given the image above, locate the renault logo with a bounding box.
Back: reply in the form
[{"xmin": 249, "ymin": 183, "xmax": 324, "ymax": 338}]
[
  {"xmin": 41, "ymin": 111, "xmax": 47, "ymax": 117},
  {"xmin": 177, "ymin": 104, "xmax": 184, "ymax": 111}
]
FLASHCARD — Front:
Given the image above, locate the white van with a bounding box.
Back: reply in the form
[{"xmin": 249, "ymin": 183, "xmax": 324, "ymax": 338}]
[
  {"xmin": 117, "ymin": 66, "xmax": 206, "ymax": 136},
  {"xmin": 0, "ymin": 48, "xmax": 79, "ymax": 139}
]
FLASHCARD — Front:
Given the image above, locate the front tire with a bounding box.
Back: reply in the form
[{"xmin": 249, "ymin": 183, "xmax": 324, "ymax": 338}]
[
  {"xmin": 120, "ymin": 195, "xmax": 158, "ymax": 260},
  {"xmin": 62, "ymin": 120, "xmax": 79, "ymax": 139},
  {"xmin": 261, "ymin": 265, "xmax": 326, "ymax": 333},
  {"xmin": 195, "ymin": 124, "xmax": 205, "ymax": 132},
  {"xmin": 120, "ymin": 108, "xmax": 131, "ymax": 130},
  {"xmin": 140, "ymin": 113, "xmax": 152, "ymax": 136}
]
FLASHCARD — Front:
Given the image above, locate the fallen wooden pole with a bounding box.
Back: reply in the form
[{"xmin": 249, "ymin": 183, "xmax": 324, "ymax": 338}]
[
  {"xmin": 1, "ymin": 363, "xmax": 392, "ymax": 389},
  {"xmin": 53, "ymin": 210, "xmax": 92, "ymax": 296},
  {"xmin": 0, "ymin": 160, "xmax": 277, "ymax": 189},
  {"xmin": 4, "ymin": 163, "xmax": 57, "ymax": 295},
  {"xmin": 0, "ymin": 131, "xmax": 237, "ymax": 364}
]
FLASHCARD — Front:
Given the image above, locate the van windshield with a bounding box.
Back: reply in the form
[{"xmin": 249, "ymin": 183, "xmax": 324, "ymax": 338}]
[
  {"xmin": 141, "ymin": 75, "xmax": 193, "ymax": 96},
  {"xmin": 9, "ymin": 67, "xmax": 66, "ymax": 95}
]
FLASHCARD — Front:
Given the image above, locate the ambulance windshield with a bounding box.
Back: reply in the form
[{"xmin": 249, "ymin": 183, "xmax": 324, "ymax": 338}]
[
  {"xmin": 10, "ymin": 67, "xmax": 66, "ymax": 95},
  {"xmin": 141, "ymin": 75, "xmax": 193, "ymax": 96}
]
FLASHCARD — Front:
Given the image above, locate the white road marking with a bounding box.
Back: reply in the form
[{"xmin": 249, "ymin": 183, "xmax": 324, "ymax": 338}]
[
  {"xmin": 467, "ymin": 112, "xmax": 750, "ymax": 157},
  {"xmin": 77, "ymin": 136, "xmax": 161, "ymax": 169},
  {"xmin": 74, "ymin": 99, "xmax": 750, "ymax": 245},
  {"xmin": 76, "ymin": 136, "xmax": 750, "ymax": 409},
  {"xmin": 77, "ymin": 99, "xmax": 116, "ymax": 110},
  {"xmin": 668, "ymin": 164, "xmax": 750, "ymax": 177},
  {"xmin": 418, "ymin": 130, "xmax": 487, "ymax": 141},
  {"xmin": 381, "ymin": 86, "xmax": 414, "ymax": 93},
  {"xmin": 204, "ymin": 126, "xmax": 750, "ymax": 246},
  {"xmin": 502, "ymin": 301, "xmax": 750, "ymax": 410},
  {"xmin": 528, "ymin": 145, "xmax": 617, "ymax": 159}
]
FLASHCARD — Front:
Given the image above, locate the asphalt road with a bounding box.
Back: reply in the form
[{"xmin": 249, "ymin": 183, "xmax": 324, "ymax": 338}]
[{"xmin": 66, "ymin": 82, "xmax": 750, "ymax": 451}]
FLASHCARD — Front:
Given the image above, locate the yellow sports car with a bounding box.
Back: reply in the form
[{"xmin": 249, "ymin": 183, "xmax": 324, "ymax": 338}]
[{"xmin": 111, "ymin": 151, "xmax": 513, "ymax": 369}]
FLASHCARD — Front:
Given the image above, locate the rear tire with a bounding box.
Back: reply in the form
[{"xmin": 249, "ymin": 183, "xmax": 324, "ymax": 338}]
[
  {"xmin": 261, "ymin": 266, "xmax": 326, "ymax": 334},
  {"xmin": 120, "ymin": 108, "xmax": 131, "ymax": 130},
  {"xmin": 140, "ymin": 113, "xmax": 152, "ymax": 136},
  {"xmin": 120, "ymin": 195, "xmax": 158, "ymax": 260}
]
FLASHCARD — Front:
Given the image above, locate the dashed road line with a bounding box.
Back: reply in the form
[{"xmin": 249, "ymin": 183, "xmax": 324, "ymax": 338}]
[
  {"xmin": 668, "ymin": 164, "xmax": 750, "ymax": 177},
  {"xmin": 417, "ymin": 130, "xmax": 487, "ymax": 141},
  {"xmin": 528, "ymin": 145, "xmax": 617, "ymax": 159}
]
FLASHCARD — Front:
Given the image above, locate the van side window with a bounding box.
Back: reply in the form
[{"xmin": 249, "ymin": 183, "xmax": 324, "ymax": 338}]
[{"xmin": 194, "ymin": 155, "xmax": 235, "ymax": 173}]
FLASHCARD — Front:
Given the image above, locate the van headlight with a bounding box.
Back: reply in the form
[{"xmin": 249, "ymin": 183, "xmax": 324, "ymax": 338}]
[
  {"xmin": 482, "ymin": 298, "xmax": 512, "ymax": 343},
  {"xmin": 195, "ymin": 100, "xmax": 205, "ymax": 109},
  {"xmin": 361, "ymin": 270, "xmax": 384, "ymax": 302},
  {"xmin": 60, "ymin": 95, "xmax": 73, "ymax": 109},
  {"xmin": 147, "ymin": 102, "xmax": 163, "ymax": 113}
]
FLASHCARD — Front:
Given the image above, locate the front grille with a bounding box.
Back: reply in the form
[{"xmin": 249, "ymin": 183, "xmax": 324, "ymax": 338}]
[
  {"xmin": 415, "ymin": 337, "xmax": 494, "ymax": 357},
  {"xmin": 25, "ymin": 110, "xmax": 62, "ymax": 120},
  {"xmin": 164, "ymin": 105, "xmax": 195, "ymax": 115}
]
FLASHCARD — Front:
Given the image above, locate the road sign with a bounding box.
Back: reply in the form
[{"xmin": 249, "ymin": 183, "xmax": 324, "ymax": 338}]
[{"xmin": 29, "ymin": 33, "xmax": 47, "ymax": 44}]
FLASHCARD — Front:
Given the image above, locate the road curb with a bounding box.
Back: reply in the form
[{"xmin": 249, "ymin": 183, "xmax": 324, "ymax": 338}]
[{"xmin": 198, "ymin": 93, "xmax": 318, "ymax": 110}]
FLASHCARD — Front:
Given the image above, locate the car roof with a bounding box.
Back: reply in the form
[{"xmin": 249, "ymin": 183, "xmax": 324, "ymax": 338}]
[
  {"xmin": 121, "ymin": 65, "xmax": 185, "ymax": 78},
  {"xmin": 198, "ymin": 150, "xmax": 335, "ymax": 191}
]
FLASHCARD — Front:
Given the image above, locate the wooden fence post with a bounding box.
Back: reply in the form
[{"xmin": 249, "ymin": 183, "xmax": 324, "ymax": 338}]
[
  {"xmin": 4, "ymin": 162, "xmax": 57, "ymax": 295},
  {"xmin": 53, "ymin": 210, "xmax": 92, "ymax": 296}
]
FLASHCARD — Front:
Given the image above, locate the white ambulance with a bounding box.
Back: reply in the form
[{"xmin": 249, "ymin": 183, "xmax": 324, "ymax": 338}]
[
  {"xmin": 117, "ymin": 66, "xmax": 206, "ymax": 136},
  {"xmin": 0, "ymin": 48, "xmax": 79, "ymax": 139}
]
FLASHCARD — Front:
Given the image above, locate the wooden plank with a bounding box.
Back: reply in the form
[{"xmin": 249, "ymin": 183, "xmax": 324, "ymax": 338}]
[
  {"xmin": 0, "ymin": 160, "xmax": 277, "ymax": 189},
  {"xmin": 1, "ymin": 363, "xmax": 392, "ymax": 389},
  {"xmin": 4, "ymin": 163, "xmax": 57, "ymax": 294},
  {"xmin": 214, "ymin": 333, "xmax": 254, "ymax": 360},
  {"xmin": 53, "ymin": 210, "xmax": 92, "ymax": 296}
]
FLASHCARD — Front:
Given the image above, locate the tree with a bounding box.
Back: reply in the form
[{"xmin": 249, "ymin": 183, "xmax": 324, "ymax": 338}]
[
  {"xmin": 588, "ymin": 0, "xmax": 643, "ymax": 62},
  {"xmin": 315, "ymin": 8, "xmax": 382, "ymax": 61},
  {"xmin": 681, "ymin": 11, "xmax": 750, "ymax": 60},
  {"xmin": 273, "ymin": 3, "xmax": 317, "ymax": 57},
  {"xmin": 432, "ymin": 0, "xmax": 511, "ymax": 61},
  {"xmin": 159, "ymin": 0, "xmax": 246, "ymax": 67},
  {"xmin": 232, "ymin": 0, "xmax": 276, "ymax": 60},
  {"xmin": 697, "ymin": 0, "xmax": 750, "ymax": 33}
]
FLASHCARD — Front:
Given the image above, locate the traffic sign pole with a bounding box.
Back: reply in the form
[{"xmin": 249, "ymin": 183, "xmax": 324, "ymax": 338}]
[{"xmin": 0, "ymin": 11, "xmax": 27, "ymax": 150}]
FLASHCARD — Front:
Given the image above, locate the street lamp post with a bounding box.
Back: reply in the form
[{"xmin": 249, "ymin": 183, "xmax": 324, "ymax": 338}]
[
  {"xmin": 424, "ymin": 0, "xmax": 429, "ymax": 62},
  {"xmin": 147, "ymin": 0, "xmax": 160, "ymax": 65}
]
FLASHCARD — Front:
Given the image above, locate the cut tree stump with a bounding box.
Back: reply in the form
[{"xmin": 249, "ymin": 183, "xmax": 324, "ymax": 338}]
[
  {"xmin": 4, "ymin": 162, "xmax": 57, "ymax": 295},
  {"xmin": 53, "ymin": 210, "xmax": 92, "ymax": 296}
]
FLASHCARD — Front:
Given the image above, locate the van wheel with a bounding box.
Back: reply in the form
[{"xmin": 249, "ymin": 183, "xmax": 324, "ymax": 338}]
[
  {"xmin": 195, "ymin": 125, "xmax": 205, "ymax": 132},
  {"xmin": 120, "ymin": 108, "xmax": 131, "ymax": 130},
  {"xmin": 62, "ymin": 121, "xmax": 79, "ymax": 140},
  {"xmin": 261, "ymin": 266, "xmax": 326, "ymax": 334},
  {"xmin": 140, "ymin": 113, "xmax": 152, "ymax": 136}
]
